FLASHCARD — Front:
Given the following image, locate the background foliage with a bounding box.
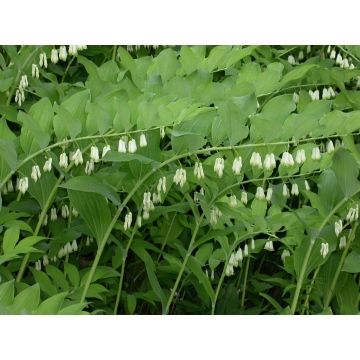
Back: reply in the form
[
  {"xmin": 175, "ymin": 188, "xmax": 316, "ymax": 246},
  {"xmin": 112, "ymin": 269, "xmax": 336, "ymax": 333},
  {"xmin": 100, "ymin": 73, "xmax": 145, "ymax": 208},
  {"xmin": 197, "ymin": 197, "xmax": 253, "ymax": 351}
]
[{"xmin": 0, "ymin": 44, "xmax": 360, "ymax": 315}]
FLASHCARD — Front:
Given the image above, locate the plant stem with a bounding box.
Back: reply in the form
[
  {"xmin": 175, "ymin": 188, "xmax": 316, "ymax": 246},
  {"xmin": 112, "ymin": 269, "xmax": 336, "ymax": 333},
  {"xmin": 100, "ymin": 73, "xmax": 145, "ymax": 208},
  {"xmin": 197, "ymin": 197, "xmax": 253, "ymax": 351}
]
[
  {"xmin": 323, "ymin": 221, "xmax": 359, "ymax": 308},
  {"xmin": 241, "ymin": 256, "xmax": 251, "ymax": 307},
  {"xmin": 301, "ymin": 265, "xmax": 321, "ymax": 315}
]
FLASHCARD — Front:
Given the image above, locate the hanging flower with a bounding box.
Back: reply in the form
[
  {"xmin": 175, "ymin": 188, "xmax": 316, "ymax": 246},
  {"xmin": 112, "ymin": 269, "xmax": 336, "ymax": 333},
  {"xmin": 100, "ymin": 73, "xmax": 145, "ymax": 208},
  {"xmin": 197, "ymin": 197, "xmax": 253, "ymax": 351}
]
[
  {"xmin": 194, "ymin": 162, "xmax": 205, "ymax": 180},
  {"xmin": 102, "ymin": 144, "xmax": 111, "ymax": 158},
  {"xmin": 264, "ymin": 241, "xmax": 274, "ymax": 251},
  {"xmin": 250, "ymin": 152, "xmax": 262, "ymax": 169},
  {"xmin": 90, "ymin": 146, "xmax": 100, "ymax": 162},
  {"xmin": 173, "ymin": 169, "xmax": 187, "ymax": 187},
  {"xmin": 320, "ymin": 243, "xmax": 329, "ymax": 258},
  {"xmin": 266, "ymin": 187, "xmax": 273, "ymax": 202},
  {"xmin": 305, "ymin": 180, "xmax": 310, "ymax": 191},
  {"xmin": 255, "ymin": 187, "xmax": 265, "ymax": 200},
  {"xmin": 283, "ymin": 184, "xmax": 290, "ymax": 198},
  {"xmin": 51, "ymin": 49, "xmax": 59, "ymax": 64},
  {"xmin": 31, "ymin": 166, "xmax": 41, "ymax": 182},
  {"xmin": 128, "ymin": 139, "xmax": 137, "ymax": 153},
  {"xmin": 241, "ymin": 191, "xmax": 248, "ymax": 205},
  {"xmin": 230, "ymin": 195, "xmax": 237, "ymax": 208},
  {"xmin": 335, "ymin": 220, "xmax": 343, "ymax": 237},
  {"xmin": 291, "ymin": 183, "xmax": 299, "ymax": 196},
  {"xmin": 61, "ymin": 205, "xmax": 70, "ymax": 219},
  {"xmin": 339, "ymin": 236, "xmax": 346, "ymax": 250},
  {"xmin": 71, "ymin": 149, "xmax": 83, "ymax": 166},
  {"xmin": 214, "ymin": 158, "xmax": 225, "ymax": 177},
  {"xmin": 43, "ymin": 158, "xmax": 52, "ymax": 172},
  {"xmin": 311, "ymin": 147, "xmax": 321, "ymax": 161},
  {"xmin": 295, "ymin": 149, "xmax": 306, "ymax": 165},
  {"xmin": 232, "ymin": 156, "xmax": 242, "ymax": 175},
  {"xmin": 85, "ymin": 159, "xmax": 94, "ymax": 175},
  {"xmin": 50, "ymin": 208, "xmax": 57, "ymax": 222},
  {"xmin": 326, "ymin": 140, "xmax": 335, "ymax": 154},
  {"xmin": 59, "ymin": 153, "xmax": 68, "ymax": 168},
  {"xmin": 281, "ymin": 249, "xmax": 291, "ymax": 262},
  {"xmin": 118, "ymin": 139, "xmax": 126, "ymax": 153},
  {"xmin": 140, "ymin": 133, "xmax": 147, "ymax": 147},
  {"xmin": 281, "ymin": 152, "xmax": 295, "ymax": 167},
  {"xmin": 19, "ymin": 177, "xmax": 29, "ymax": 194},
  {"xmin": 59, "ymin": 46, "xmax": 67, "ymax": 61}
]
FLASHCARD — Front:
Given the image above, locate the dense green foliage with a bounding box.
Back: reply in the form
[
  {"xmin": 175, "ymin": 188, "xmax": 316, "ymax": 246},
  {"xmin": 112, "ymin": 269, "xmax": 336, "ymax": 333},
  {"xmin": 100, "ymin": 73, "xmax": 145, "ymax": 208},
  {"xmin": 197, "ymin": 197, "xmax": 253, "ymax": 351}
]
[{"xmin": 0, "ymin": 45, "xmax": 360, "ymax": 315}]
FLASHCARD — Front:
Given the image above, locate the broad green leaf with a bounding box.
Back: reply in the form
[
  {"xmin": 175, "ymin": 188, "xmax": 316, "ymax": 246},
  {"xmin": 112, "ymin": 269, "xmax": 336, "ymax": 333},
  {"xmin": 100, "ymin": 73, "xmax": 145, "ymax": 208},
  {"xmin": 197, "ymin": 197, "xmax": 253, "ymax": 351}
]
[
  {"xmin": 127, "ymin": 294, "xmax": 137, "ymax": 315},
  {"xmin": 29, "ymin": 97, "xmax": 54, "ymax": 134},
  {"xmin": 15, "ymin": 236, "xmax": 47, "ymax": 251},
  {"xmin": 3, "ymin": 225, "xmax": 20, "ymax": 254},
  {"xmin": 9, "ymin": 283, "xmax": 40, "ymax": 314},
  {"xmin": 0, "ymin": 139, "xmax": 17, "ymax": 172},
  {"xmin": 225, "ymin": 46, "xmax": 258, "ymax": 68},
  {"xmin": 67, "ymin": 190, "xmax": 112, "ymax": 246},
  {"xmin": 117, "ymin": 47, "xmax": 143, "ymax": 90},
  {"xmin": 0, "ymin": 280, "xmax": 14, "ymax": 306},
  {"xmin": 85, "ymin": 102, "xmax": 110, "ymax": 135},
  {"xmin": 18, "ymin": 111, "xmax": 50, "ymax": 153},
  {"xmin": 30, "ymin": 267, "xmax": 58, "ymax": 297},
  {"xmin": 60, "ymin": 176, "xmax": 120, "ymax": 205},
  {"xmin": 195, "ymin": 244, "xmax": 213, "ymax": 266},
  {"xmin": 137, "ymin": 101, "xmax": 158, "ymax": 129},
  {"xmin": 64, "ymin": 262, "xmax": 80, "ymax": 287},
  {"xmin": 34, "ymin": 292, "xmax": 67, "ymax": 315},
  {"xmin": 337, "ymin": 273, "xmax": 359, "ymax": 315},
  {"xmin": 57, "ymin": 303, "xmax": 88, "ymax": 315},
  {"xmin": 0, "ymin": 78, "xmax": 14, "ymax": 91},
  {"xmin": 318, "ymin": 169, "xmax": 345, "ymax": 213},
  {"xmin": 53, "ymin": 103, "xmax": 82, "ymax": 139},
  {"xmin": 277, "ymin": 64, "xmax": 318, "ymax": 89},
  {"xmin": 237, "ymin": 62, "xmax": 262, "ymax": 84},
  {"xmin": 46, "ymin": 265, "xmax": 70, "ymax": 292},
  {"xmin": 143, "ymin": 252, "xmax": 168, "ymax": 312},
  {"xmin": 259, "ymin": 292, "xmax": 283, "ymax": 313},
  {"xmin": 179, "ymin": 46, "xmax": 200, "ymax": 75},
  {"xmin": 205, "ymin": 45, "xmax": 232, "ymax": 72},
  {"xmin": 342, "ymin": 252, "xmax": 360, "ymax": 273},
  {"xmin": 157, "ymin": 48, "xmax": 181, "ymax": 83},
  {"xmin": 255, "ymin": 70, "xmax": 280, "ymax": 96},
  {"xmin": 80, "ymin": 266, "xmax": 120, "ymax": 286},
  {"xmin": 187, "ymin": 255, "xmax": 215, "ymax": 301},
  {"xmin": 260, "ymin": 94, "xmax": 296, "ymax": 124}
]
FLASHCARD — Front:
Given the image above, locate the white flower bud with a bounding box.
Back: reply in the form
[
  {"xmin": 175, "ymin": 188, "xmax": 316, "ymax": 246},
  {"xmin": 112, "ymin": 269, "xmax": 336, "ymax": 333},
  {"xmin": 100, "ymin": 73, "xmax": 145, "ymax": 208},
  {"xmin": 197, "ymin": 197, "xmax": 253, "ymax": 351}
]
[
  {"xmin": 143, "ymin": 210, "xmax": 150, "ymax": 220},
  {"xmin": 43, "ymin": 255, "xmax": 49, "ymax": 267},
  {"xmin": 281, "ymin": 152, "xmax": 294, "ymax": 167},
  {"xmin": 7, "ymin": 180, "xmax": 14, "ymax": 192},
  {"xmin": 59, "ymin": 46, "xmax": 67, "ymax": 61},
  {"xmin": 241, "ymin": 191, "xmax": 248, "ymax": 205},
  {"xmin": 102, "ymin": 144, "xmax": 111, "ymax": 158},
  {"xmin": 137, "ymin": 216, "xmax": 142, "ymax": 228},
  {"xmin": 293, "ymin": 92, "xmax": 299, "ymax": 104},
  {"xmin": 72, "ymin": 208, "xmax": 78, "ymax": 217},
  {"xmin": 232, "ymin": 156, "xmax": 242, "ymax": 175},
  {"xmin": 330, "ymin": 49, "xmax": 336, "ymax": 59},
  {"xmin": 328, "ymin": 87, "xmax": 336, "ymax": 98},
  {"xmin": 214, "ymin": 158, "xmax": 225, "ymax": 177},
  {"xmin": 304, "ymin": 180, "xmax": 310, "ymax": 191},
  {"xmin": 128, "ymin": 139, "xmax": 137, "ymax": 153},
  {"xmin": 326, "ymin": 140, "xmax": 335, "ymax": 154},
  {"xmin": 230, "ymin": 195, "xmax": 237, "ymax": 208},
  {"xmin": 229, "ymin": 253, "xmax": 238, "ymax": 267},
  {"xmin": 61, "ymin": 205, "xmax": 70, "ymax": 219},
  {"xmin": 291, "ymin": 183, "xmax": 299, "ymax": 196},
  {"xmin": 281, "ymin": 249, "xmax": 290, "ymax": 262},
  {"xmin": 225, "ymin": 264, "xmax": 234, "ymax": 277},
  {"xmin": 339, "ymin": 236, "xmax": 346, "ymax": 250},
  {"xmin": 59, "ymin": 153, "xmax": 68, "ymax": 168},
  {"xmin": 283, "ymin": 184, "xmax": 290, "ymax": 198},
  {"xmin": 250, "ymin": 152, "xmax": 262, "ymax": 169},
  {"xmin": 251, "ymin": 239, "xmax": 255, "ymax": 250},
  {"xmin": 19, "ymin": 177, "xmax": 29, "ymax": 194},
  {"xmin": 42, "ymin": 214, "xmax": 48, "ymax": 227},
  {"xmin": 266, "ymin": 187, "xmax": 273, "ymax": 202},
  {"xmin": 160, "ymin": 126, "xmax": 165, "ymax": 139},
  {"xmin": 51, "ymin": 49, "xmax": 59, "ymax": 64},
  {"xmin": 320, "ymin": 242, "xmax": 329, "ymax": 258},
  {"xmin": 31, "ymin": 165, "xmax": 41, "ymax": 182},
  {"xmin": 264, "ymin": 240, "xmax": 274, "ymax": 251},
  {"xmin": 336, "ymin": 53, "xmax": 342, "ymax": 65},
  {"xmin": 235, "ymin": 247, "xmax": 243, "ymax": 262},
  {"xmin": 298, "ymin": 51, "xmax": 304, "ymax": 61},
  {"xmin": 69, "ymin": 45, "xmax": 78, "ymax": 56},
  {"xmin": 307, "ymin": 45, "xmax": 311, "ymax": 54},
  {"xmin": 335, "ymin": 220, "xmax": 343, "ymax": 237},
  {"xmin": 71, "ymin": 149, "xmax": 83, "ymax": 166},
  {"xmin": 43, "ymin": 158, "xmax": 52, "ymax": 172},
  {"xmin": 118, "ymin": 139, "xmax": 126, "ymax": 153},
  {"xmin": 311, "ymin": 147, "xmax": 321, "ymax": 161},
  {"xmin": 322, "ymin": 88, "xmax": 329, "ymax": 100},
  {"xmin": 71, "ymin": 240, "xmax": 78, "ymax": 252},
  {"xmin": 288, "ymin": 55, "xmax": 296, "ymax": 65},
  {"xmin": 85, "ymin": 159, "xmax": 94, "ymax": 175},
  {"xmin": 194, "ymin": 162, "xmax": 205, "ymax": 180},
  {"xmin": 90, "ymin": 146, "xmax": 100, "ymax": 162},
  {"xmin": 255, "ymin": 187, "xmax": 265, "ymax": 200},
  {"xmin": 50, "ymin": 208, "xmax": 57, "ymax": 222},
  {"xmin": 140, "ymin": 133, "xmax": 147, "ymax": 147},
  {"xmin": 295, "ymin": 149, "xmax": 306, "ymax": 165},
  {"xmin": 244, "ymin": 244, "xmax": 249, "ymax": 257}
]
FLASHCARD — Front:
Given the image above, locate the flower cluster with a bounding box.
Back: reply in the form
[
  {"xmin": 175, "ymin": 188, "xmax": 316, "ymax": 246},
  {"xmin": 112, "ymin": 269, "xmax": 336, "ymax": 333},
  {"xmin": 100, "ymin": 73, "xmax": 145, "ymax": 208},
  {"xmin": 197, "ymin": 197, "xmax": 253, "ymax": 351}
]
[
  {"xmin": 39, "ymin": 53, "xmax": 48, "ymax": 68},
  {"xmin": 346, "ymin": 205, "xmax": 359, "ymax": 222},
  {"xmin": 32, "ymin": 64, "xmax": 39, "ymax": 78},
  {"xmin": 72, "ymin": 149, "xmax": 83, "ymax": 166},
  {"xmin": 50, "ymin": 208, "xmax": 57, "ymax": 222},
  {"xmin": 309, "ymin": 89, "xmax": 320, "ymax": 101},
  {"xmin": 250, "ymin": 152, "xmax": 262, "ymax": 169},
  {"xmin": 264, "ymin": 240, "xmax": 274, "ymax": 251},
  {"xmin": 15, "ymin": 75, "xmax": 28, "ymax": 106},
  {"xmin": 31, "ymin": 166, "xmax": 41, "ymax": 182},
  {"xmin": 59, "ymin": 153, "xmax": 68, "ymax": 168},
  {"xmin": 85, "ymin": 160, "xmax": 94, "ymax": 175},
  {"xmin": 58, "ymin": 240, "xmax": 78, "ymax": 258},
  {"xmin": 281, "ymin": 152, "xmax": 295, "ymax": 167},
  {"xmin": 320, "ymin": 242, "xmax": 329, "ymax": 258},
  {"xmin": 255, "ymin": 187, "xmax": 265, "ymax": 200},
  {"xmin": 86, "ymin": 237, "xmax": 94, "ymax": 246},
  {"xmin": 214, "ymin": 158, "xmax": 225, "ymax": 177},
  {"xmin": 124, "ymin": 212, "xmax": 133, "ymax": 230},
  {"xmin": 143, "ymin": 192, "xmax": 155, "ymax": 220},
  {"xmin": 263, "ymin": 154, "xmax": 276, "ymax": 171},
  {"xmin": 322, "ymin": 87, "xmax": 336, "ymax": 100},
  {"xmin": 61, "ymin": 205, "xmax": 70, "ymax": 219},
  {"xmin": 232, "ymin": 156, "xmax": 242, "ymax": 175},
  {"xmin": 43, "ymin": 158, "xmax": 52, "ymax": 172},
  {"xmin": 311, "ymin": 147, "xmax": 321, "ymax": 161},
  {"xmin": 335, "ymin": 220, "xmax": 343, "ymax": 237},
  {"xmin": 194, "ymin": 162, "xmax": 205, "ymax": 180},
  {"xmin": 210, "ymin": 207, "xmax": 222, "ymax": 225},
  {"xmin": 19, "ymin": 177, "xmax": 29, "ymax": 194},
  {"xmin": 291, "ymin": 184, "xmax": 299, "ymax": 196},
  {"xmin": 90, "ymin": 146, "xmax": 100, "ymax": 162},
  {"xmin": 173, "ymin": 168, "xmax": 186, "ymax": 187},
  {"xmin": 295, "ymin": 149, "xmax": 306, "ymax": 164}
]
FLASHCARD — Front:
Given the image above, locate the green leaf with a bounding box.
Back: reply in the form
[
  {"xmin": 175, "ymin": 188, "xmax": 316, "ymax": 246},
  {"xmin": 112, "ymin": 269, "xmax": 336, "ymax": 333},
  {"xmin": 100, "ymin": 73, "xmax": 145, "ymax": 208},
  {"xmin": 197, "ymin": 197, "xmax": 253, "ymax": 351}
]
[
  {"xmin": 80, "ymin": 266, "xmax": 120, "ymax": 286},
  {"xmin": 337, "ymin": 273, "xmax": 359, "ymax": 315},
  {"xmin": 259, "ymin": 292, "xmax": 283, "ymax": 313},
  {"xmin": 0, "ymin": 280, "xmax": 14, "ymax": 306},
  {"xmin": 187, "ymin": 255, "xmax": 215, "ymax": 302},
  {"xmin": 179, "ymin": 46, "xmax": 200, "ymax": 75},
  {"xmin": 260, "ymin": 94, "xmax": 296, "ymax": 124},
  {"xmin": 277, "ymin": 64, "xmax": 318, "ymax": 89},
  {"xmin": 29, "ymin": 97, "xmax": 54, "ymax": 134},
  {"xmin": 15, "ymin": 236, "xmax": 48, "ymax": 251},
  {"xmin": 255, "ymin": 70, "xmax": 280, "ymax": 96},
  {"xmin": 117, "ymin": 47, "xmax": 143, "ymax": 90},
  {"xmin": 9, "ymin": 283, "xmax": 40, "ymax": 314},
  {"xmin": 157, "ymin": 48, "xmax": 181, "ymax": 83},
  {"xmin": 53, "ymin": 103, "xmax": 82, "ymax": 139},
  {"xmin": 218, "ymin": 98, "xmax": 251, "ymax": 146},
  {"xmin": 206, "ymin": 46, "xmax": 232, "ymax": 72},
  {"xmin": 127, "ymin": 294, "xmax": 137, "ymax": 315},
  {"xmin": 29, "ymin": 267, "xmax": 58, "ymax": 297},
  {"xmin": 46, "ymin": 265, "xmax": 70, "ymax": 292},
  {"xmin": 57, "ymin": 303, "xmax": 88, "ymax": 315},
  {"xmin": 64, "ymin": 262, "xmax": 80, "ymax": 287},
  {"xmin": 143, "ymin": 252, "xmax": 168, "ymax": 312},
  {"xmin": 0, "ymin": 78, "xmax": 14, "ymax": 92},
  {"xmin": 68, "ymin": 190, "xmax": 112, "ymax": 246},
  {"xmin": 34, "ymin": 292, "xmax": 67, "ymax": 315},
  {"xmin": 342, "ymin": 252, "xmax": 360, "ymax": 273},
  {"xmin": 102, "ymin": 151, "xmax": 159, "ymax": 166},
  {"xmin": 0, "ymin": 139, "xmax": 17, "ymax": 173},
  {"xmin": 60, "ymin": 176, "xmax": 120, "ymax": 205},
  {"xmin": 18, "ymin": 111, "xmax": 50, "ymax": 153},
  {"xmin": 195, "ymin": 244, "xmax": 213, "ymax": 266},
  {"xmin": 3, "ymin": 225, "xmax": 20, "ymax": 254},
  {"xmin": 85, "ymin": 102, "xmax": 110, "ymax": 135}
]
